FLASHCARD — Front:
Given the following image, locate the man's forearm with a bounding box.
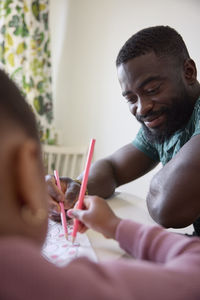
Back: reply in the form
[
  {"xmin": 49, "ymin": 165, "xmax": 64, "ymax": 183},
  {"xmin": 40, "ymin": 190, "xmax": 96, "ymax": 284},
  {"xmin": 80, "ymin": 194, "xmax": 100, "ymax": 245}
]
[
  {"xmin": 78, "ymin": 158, "xmax": 118, "ymax": 198},
  {"xmin": 146, "ymin": 160, "xmax": 200, "ymax": 228},
  {"xmin": 146, "ymin": 173, "xmax": 166, "ymax": 225}
]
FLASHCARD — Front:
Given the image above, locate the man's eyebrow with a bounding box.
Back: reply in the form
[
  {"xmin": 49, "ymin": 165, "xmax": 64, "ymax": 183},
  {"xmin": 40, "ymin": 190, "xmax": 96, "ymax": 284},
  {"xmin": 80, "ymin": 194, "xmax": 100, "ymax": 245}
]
[
  {"xmin": 122, "ymin": 76, "xmax": 163, "ymax": 97},
  {"xmin": 139, "ymin": 76, "xmax": 163, "ymax": 89}
]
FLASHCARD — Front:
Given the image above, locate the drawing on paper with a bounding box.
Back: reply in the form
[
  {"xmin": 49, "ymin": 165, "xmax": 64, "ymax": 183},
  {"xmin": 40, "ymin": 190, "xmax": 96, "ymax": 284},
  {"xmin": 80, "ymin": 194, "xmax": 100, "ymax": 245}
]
[{"xmin": 42, "ymin": 219, "xmax": 97, "ymax": 267}]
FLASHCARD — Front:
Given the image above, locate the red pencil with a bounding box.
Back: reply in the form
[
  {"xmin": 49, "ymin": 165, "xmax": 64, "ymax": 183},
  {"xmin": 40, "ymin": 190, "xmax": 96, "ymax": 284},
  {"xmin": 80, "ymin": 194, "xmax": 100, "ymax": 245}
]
[
  {"xmin": 54, "ymin": 170, "xmax": 68, "ymax": 240},
  {"xmin": 72, "ymin": 138, "xmax": 96, "ymax": 243}
]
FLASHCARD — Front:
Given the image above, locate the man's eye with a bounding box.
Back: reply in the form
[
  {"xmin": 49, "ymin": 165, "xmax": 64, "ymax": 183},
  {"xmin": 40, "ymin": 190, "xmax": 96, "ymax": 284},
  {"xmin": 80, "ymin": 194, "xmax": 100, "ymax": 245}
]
[
  {"xmin": 146, "ymin": 85, "xmax": 160, "ymax": 94},
  {"xmin": 126, "ymin": 97, "xmax": 137, "ymax": 103}
]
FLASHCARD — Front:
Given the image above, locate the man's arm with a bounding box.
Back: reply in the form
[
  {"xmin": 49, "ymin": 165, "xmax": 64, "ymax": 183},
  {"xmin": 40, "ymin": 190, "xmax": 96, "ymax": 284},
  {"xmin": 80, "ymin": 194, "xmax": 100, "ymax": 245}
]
[
  {"xmin": 78, "ymin": 143, "xmax": 158, "ymax": 198},
  {"xmin": 147, "ymin": 135, "xmax": 200, "ymax": 228},
  {"xmin": 46, "ymin": 143, "xmax": 157, "ymax": 215}
]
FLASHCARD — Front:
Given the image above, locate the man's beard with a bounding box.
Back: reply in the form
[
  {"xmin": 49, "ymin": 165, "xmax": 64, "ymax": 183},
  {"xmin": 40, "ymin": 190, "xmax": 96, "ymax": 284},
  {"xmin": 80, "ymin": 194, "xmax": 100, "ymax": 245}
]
[{"xmin": 137, "ymin": 92, "xmax": 195, "ymax": 144}]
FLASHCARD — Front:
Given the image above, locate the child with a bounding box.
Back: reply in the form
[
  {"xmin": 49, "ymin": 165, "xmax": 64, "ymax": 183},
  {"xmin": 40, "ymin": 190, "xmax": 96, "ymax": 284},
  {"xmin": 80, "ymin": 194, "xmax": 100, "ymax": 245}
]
[{"xmin": 0, "ymin": 70, "xmax": 199, "ymax": 300}]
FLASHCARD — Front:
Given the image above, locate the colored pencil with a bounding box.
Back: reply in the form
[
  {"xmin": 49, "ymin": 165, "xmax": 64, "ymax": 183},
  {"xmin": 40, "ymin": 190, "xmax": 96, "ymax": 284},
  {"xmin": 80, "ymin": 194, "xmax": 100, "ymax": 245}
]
[
  {"xmin": 72, "ymin": 138, "xmax": 96, "ymax": 243},
  {"xmin": 54, "ymin": 170, "xmax": 68, "ymax": 240}
]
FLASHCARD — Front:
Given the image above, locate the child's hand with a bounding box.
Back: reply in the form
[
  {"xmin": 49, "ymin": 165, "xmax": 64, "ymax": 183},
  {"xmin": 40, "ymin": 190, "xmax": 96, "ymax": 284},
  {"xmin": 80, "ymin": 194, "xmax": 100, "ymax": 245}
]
[{"xmin": 67, "ymin": 196, "xmax": 121, "ymax": 239}]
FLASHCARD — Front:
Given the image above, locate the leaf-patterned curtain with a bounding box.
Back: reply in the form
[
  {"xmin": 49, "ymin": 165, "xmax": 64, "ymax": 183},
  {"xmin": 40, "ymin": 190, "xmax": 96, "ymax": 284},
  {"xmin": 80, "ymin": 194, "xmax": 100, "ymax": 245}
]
[{"xmin": 0, "ymin": 0, "xmax": 54, "ymax": 144}]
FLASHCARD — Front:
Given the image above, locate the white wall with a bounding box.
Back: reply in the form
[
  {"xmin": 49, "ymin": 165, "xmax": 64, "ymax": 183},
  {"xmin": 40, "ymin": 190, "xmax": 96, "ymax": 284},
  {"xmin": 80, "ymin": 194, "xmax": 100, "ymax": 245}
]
[{"xmin": 49, "ymin": 0, "xmax": 200, "ymax": 199}]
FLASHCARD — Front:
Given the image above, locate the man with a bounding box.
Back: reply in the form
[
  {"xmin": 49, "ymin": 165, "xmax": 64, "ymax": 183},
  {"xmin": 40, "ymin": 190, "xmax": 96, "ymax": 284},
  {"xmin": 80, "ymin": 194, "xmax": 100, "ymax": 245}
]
[
  {"xmin": 47, "ymin": 26, "xmax": 200, "ymax": 235},
  {"xmin": 1, "ymin": 68, "xmax": 200, "ymax": 299}
]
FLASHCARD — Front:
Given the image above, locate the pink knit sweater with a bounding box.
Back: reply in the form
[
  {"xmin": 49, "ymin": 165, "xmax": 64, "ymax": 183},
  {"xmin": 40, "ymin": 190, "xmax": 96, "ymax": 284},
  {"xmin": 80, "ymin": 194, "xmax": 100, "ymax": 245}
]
[{"xmin": 0, "ymin": 220, "xmax": 200, "ymax": 299}]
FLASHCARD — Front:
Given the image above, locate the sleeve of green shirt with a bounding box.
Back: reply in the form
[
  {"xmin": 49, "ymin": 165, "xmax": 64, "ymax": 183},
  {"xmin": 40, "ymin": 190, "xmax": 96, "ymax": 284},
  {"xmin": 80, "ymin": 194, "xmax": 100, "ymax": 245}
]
[
  {"xmin": 132, "ymin": 127, "xmax": 160, "ymax": 162},
  {"xmin": 192, "ymin": 97, "xmax": 200, "ymax": 137}
]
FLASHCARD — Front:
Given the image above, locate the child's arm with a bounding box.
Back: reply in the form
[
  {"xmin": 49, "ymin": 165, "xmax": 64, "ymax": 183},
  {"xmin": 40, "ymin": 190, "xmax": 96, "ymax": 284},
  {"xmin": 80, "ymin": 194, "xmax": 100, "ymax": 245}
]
[
  {"xmin": 116, "ymin": 219, "xmax": 200, "ymax": 264},
  {"xmin": 68, "ymin": 195, "xmax": 200, "ymax": 265}
]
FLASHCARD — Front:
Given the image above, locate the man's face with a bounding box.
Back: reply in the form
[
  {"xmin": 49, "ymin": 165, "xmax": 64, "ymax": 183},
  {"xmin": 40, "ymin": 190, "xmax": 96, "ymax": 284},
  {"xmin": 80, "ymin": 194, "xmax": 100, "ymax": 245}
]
[{"xmin": 117, "ymin": 52, "xmax": 194, "ymax": 143}]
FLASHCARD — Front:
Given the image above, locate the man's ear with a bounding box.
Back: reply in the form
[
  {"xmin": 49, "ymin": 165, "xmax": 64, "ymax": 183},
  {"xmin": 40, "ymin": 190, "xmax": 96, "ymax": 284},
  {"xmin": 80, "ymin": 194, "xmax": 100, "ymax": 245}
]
[
  {"xmin": 15, "ymin": 139, "xmax": 46, "ymax": 214},
  {"xmin": 183, "ymin": 58, "xmax": 197, "ymax": 85}
]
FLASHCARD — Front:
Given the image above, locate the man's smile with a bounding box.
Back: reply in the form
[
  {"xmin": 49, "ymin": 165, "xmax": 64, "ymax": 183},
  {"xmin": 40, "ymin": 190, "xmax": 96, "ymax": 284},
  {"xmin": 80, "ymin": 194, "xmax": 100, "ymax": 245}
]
[
  {"xmin": 136, "ymin": 110, "xmax": 168, "ymax": 129},
  {"xmin": 144, "ymin": 113, "xmax": 167, "ymax": 129}
]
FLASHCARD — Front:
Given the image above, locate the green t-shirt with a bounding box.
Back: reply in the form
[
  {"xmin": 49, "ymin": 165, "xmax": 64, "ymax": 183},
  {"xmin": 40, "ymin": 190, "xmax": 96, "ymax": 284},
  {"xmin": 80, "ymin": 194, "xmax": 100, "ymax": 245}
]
[{"xmin": 133, "ymin": 97, "xmax": 200, "ymax": 165}]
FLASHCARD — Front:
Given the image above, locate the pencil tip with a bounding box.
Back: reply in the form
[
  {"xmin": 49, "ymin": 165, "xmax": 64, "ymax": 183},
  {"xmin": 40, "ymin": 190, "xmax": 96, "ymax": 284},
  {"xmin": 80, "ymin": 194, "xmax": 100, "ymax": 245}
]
[
  {"xmin": 72, "ymin": 236, "xmax": 75, "ymax": 244},
  {"xmin": 65, "ymin": 233, "xmax": 68, "ymax": 240}
]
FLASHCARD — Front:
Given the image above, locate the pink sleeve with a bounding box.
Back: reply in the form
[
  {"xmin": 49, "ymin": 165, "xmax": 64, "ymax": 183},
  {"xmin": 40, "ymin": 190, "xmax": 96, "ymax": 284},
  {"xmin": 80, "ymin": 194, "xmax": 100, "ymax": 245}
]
[{"xmin": 116, "ymin": 219, "xmax": 200, "ymax": 264}]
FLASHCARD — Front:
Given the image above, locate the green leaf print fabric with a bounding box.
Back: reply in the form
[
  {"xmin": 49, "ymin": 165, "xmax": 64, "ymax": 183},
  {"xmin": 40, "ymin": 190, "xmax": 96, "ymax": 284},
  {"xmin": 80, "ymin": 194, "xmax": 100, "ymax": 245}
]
[{"xmin": 0, "ymin": 0, "xmax": 54, "ymax": 143}]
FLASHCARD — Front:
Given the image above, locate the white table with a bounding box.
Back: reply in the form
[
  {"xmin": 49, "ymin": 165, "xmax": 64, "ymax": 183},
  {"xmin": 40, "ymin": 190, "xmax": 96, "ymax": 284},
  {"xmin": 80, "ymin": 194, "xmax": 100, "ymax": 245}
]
[{"xmin": 87, "ymin": 192, "xmax": 194, "ymax": 261}]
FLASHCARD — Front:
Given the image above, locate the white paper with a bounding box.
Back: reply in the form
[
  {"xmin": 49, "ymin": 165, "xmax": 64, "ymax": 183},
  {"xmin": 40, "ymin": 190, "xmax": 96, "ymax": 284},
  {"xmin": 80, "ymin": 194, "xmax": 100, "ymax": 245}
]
[{"xmin": 42, "ymin": 219, "xmax": 97, "ymax": 267}]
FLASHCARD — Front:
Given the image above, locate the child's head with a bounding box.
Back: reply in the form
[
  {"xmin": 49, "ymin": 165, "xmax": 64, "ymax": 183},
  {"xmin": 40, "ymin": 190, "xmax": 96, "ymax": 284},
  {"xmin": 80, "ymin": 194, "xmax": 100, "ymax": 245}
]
[{"xmin": 0, "ymin": 70, "xmax": 48, "ymax": 246}]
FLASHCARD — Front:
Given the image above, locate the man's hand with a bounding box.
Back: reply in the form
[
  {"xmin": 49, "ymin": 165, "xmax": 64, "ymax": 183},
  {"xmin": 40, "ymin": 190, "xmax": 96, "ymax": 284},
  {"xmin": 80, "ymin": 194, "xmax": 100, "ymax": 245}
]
[
  {"xmin": 45, "ymin": 175, "xmax": 81, "ymax": 221},
  {"xmin": 67, "ymin": 196, "xmax": 121, "ymax": 239}
]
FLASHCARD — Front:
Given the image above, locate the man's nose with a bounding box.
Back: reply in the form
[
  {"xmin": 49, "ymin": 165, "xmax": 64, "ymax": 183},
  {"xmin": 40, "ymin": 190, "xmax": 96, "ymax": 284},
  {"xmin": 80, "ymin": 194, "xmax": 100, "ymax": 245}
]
[{"xmin": 136, "ymin": 96, "xmax": 153, "ymax": 116}]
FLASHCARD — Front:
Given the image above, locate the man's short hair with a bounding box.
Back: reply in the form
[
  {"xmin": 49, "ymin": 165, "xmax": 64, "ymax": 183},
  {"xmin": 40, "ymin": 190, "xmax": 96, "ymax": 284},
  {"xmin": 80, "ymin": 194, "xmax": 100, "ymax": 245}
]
[
  {"xmin": 116, "ymin": 25, "xmax": 190, "ymax": 66},
  {"xmin": 0, "ymin": 69, "xmax": 39, "ymax": 141}
]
